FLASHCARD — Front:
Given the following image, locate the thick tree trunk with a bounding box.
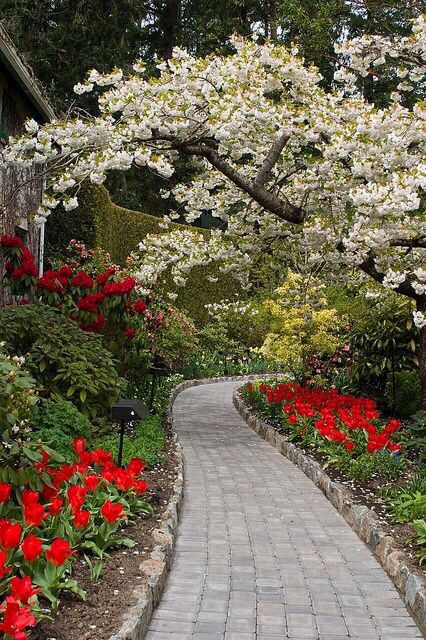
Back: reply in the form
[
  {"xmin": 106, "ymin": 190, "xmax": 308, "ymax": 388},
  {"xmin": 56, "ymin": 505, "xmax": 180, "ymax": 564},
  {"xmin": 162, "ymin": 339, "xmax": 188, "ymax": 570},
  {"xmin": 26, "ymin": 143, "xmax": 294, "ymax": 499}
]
[
  {"xmin": 270, "ymin": 0, "xmax": 278, "ymax": 40},
  {"xmin": 162, "ymin": 0, "xmax": 181, "ymax": 60}
]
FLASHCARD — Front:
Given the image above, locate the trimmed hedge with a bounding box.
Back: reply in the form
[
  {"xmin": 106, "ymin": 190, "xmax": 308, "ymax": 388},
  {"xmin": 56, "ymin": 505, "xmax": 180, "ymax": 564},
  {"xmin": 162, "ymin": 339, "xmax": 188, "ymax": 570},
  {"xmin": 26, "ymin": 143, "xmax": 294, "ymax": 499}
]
[{"xmin": 45, "ymin": 183, "xmax": 240, "ymax": 324}]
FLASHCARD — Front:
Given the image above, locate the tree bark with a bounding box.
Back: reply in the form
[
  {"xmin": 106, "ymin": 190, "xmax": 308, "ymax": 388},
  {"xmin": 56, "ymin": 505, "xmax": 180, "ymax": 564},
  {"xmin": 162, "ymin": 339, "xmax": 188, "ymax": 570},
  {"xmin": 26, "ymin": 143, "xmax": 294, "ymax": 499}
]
[
  {"xmin": 270, "ymin": 0, "xmax": 278, "ymax": 40},
  {"xmin": 162, "ymin": 0, "xmax": 181, "ymax": 60}
]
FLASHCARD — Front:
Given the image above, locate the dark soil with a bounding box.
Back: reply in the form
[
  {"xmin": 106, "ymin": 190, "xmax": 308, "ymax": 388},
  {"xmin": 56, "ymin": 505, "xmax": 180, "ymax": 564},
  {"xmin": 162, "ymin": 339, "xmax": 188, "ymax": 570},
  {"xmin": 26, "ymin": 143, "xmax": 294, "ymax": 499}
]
[
  {"xmin": 32, "ymin": 420, "xmax": 179, "ymax": 640},
  {"xmin": 244, "ymin": 399, "xmax": 426, "ymax": 583}
]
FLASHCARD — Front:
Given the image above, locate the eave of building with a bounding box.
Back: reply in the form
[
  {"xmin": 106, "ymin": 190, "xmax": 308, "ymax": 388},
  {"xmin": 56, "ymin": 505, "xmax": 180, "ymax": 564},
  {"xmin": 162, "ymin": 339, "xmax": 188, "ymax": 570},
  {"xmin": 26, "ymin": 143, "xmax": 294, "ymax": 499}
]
[{"xmin": 0, "ymin": 23, "xmax": 55, "ymax": 122}]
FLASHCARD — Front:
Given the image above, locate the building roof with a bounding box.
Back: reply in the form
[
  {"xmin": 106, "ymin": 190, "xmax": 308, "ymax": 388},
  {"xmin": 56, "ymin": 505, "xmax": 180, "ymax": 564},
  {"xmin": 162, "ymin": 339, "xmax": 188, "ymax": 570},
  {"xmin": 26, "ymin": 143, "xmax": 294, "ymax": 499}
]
[{"xmin": 0, "ymin": 23, "xmax": 55, "ymax": 121}]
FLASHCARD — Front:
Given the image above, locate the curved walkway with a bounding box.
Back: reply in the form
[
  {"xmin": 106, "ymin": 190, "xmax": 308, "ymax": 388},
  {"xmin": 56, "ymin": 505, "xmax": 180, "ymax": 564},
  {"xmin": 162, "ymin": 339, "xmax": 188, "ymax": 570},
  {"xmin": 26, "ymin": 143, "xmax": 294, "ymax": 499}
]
[{"xmin": 146, "ymin": 381, "xmax": 423, "ymax": 640}]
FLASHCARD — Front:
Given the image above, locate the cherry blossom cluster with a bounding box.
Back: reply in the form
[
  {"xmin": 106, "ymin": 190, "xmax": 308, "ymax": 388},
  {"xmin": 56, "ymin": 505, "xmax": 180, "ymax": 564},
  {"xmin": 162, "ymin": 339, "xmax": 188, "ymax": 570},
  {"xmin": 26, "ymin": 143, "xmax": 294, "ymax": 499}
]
[{"xmin": 0, "ymin": 20, "xmax": 425, "ymax": 326}]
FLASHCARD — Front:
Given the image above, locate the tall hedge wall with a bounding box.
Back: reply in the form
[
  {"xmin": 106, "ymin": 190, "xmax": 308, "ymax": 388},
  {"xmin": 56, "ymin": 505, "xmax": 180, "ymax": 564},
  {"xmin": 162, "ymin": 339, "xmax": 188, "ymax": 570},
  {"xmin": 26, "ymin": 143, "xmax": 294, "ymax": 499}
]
[{"xmin": 45, "ymin": 183, "xmax": 240, "ymax": 324}]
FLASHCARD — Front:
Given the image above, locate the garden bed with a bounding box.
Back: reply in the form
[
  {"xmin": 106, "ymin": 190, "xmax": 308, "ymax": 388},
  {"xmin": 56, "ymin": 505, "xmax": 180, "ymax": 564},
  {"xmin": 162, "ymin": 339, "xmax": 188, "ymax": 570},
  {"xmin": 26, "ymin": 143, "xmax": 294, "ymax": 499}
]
[
  {"xmin": 234, "ymin": 382, "xmax": 426, "ymax": 632},
  {"xmin": 31, "ymin": 421, "xmax": 180, "ymax": 640}
]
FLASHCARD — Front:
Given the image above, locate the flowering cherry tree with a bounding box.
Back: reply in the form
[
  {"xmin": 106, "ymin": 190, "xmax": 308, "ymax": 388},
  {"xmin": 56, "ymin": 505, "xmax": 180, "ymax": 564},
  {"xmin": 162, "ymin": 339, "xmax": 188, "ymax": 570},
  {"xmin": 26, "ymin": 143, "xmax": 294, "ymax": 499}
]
[{"xmin": 0, "ymin": 17, "xmax": 425, "ymax": 400}]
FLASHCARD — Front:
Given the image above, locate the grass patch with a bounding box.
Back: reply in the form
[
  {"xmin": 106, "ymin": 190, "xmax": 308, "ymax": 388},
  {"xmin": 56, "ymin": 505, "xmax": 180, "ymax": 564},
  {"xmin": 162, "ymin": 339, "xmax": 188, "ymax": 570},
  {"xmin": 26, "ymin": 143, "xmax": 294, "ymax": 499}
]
[{"xmin": 96, "ymin": 415, "xmax": 166, "ymax": 466}]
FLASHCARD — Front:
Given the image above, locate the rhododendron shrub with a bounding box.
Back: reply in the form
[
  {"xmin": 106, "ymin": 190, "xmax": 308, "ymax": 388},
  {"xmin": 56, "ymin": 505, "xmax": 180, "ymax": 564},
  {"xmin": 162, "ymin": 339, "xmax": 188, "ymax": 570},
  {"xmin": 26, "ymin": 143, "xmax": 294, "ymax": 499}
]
[
  {"xmin": 0, "ymin": 237, "xmax": 195, "ymax": 376},
  {"xmin": 242, "ymin": 381, "xmax": 404, "ymax": 478},
  {"xmin": 0, "ymin": 437, "xmax": 151, "ymax": 637}
]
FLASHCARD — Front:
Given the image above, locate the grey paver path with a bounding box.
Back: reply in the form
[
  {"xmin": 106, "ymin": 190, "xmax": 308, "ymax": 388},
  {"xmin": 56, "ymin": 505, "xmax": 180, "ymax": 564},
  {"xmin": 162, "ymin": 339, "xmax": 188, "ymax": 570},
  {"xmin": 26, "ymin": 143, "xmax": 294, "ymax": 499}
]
[{"xmin": 146, "ymin": 381, "xmax": 423, "ymax": 640}]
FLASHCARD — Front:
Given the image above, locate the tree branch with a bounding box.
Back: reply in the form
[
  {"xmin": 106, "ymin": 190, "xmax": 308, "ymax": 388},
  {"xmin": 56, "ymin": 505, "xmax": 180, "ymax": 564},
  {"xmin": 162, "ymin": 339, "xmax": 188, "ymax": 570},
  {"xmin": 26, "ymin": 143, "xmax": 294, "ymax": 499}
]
[
  {"xmin": 254, "ymin": 132, "xmax": 290, "ymax": 187},
  {"xmin": 175, "ymin": 141, "xmax": 306, "ymax": 224}
]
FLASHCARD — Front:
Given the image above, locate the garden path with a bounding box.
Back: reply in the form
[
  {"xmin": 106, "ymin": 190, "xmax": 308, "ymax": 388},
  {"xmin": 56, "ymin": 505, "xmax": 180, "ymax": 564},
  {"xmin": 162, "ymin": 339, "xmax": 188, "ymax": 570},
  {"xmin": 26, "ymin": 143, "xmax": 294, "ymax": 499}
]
[{"xmin": 145, "ymin": 380, "xmax": 422, "ymax": 640}]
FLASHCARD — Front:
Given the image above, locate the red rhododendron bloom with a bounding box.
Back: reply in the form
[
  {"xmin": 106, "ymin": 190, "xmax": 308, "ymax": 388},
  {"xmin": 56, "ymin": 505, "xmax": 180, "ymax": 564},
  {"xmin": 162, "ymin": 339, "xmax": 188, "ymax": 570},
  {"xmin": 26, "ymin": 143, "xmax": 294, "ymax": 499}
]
[
  {"xmin": 344, "ymin": 441, "xmax": 355, "ymax": 452},
  {"xmin": 73, "ymin": 438, "xmax": 86, "ymax": 456},
  {"xmin": 21, "ymin": 490, "xmax": 39, "ymax": 507},
  {"xmin": 0, "ymin": 597, "xmax": 37, "ymax": 638},
  {"xmin": 84, "ymin": 474, "xmax": 100, "ymax": 492},
  {"xmin": 73, "ymin": 509, "xmax": 91, "ymax": 529},
  {"xmin": 134, "ymin": 300, "xmax": 146, "ymax": 314},
  {"xmin": 10, "ymin": 577, "xmax": 39, "ymax": 604},
  {"xmin": 0, "ymin": 550, "xmax": 12, "ymax": 579},
  {"xmin": 96, "ymin": 267, "xmax": 116, "ymax": 286},
  {"xmin": 58, "ymin": 265, "xmax": 73, "ymax": 278},
  {"xmin": 21, "ymin": 535, "xmax": 42, "ymax": 562},
  {"xmin": 288, "ymin": 414, "xmax": 298, "ymax": 425},
  {"xmin": 35, "ymin": 450, "xmax": 51, "ymax": 472},
  {"xmin": 127, "ymin": 458, "xmax": 145, "ymax": 477},
  {"xmin": 47, "ymin": 497, "xmax": 63, "ymax": 517},
  {"xmin": 23, "ymin": 503, "xmax": 45, "ymax": 528},
  {"xmin": 0, "ymin": 520, "xmax": 22, "ymax": 549},
  {"xmin": 0, "ymin": 483, "xmax": 12, "ymax": 504},
  {"xmin": 46, "ymin": 538, "xmax": 76, "ymax": 565},
  {"xmin": 101, "ymin": 500, "xmax": 125, "ymax": 523},
  {"xmin": 41, "ymin": 484, "xmax": 57, "ymax": 502},
  {"xmin": 0, "ymin": 234, "xmax": 23, "ymax": 248},
  {"xmin": 71, "ymin": 271, "xmax": 94, "ymax": 289},
  {"xmin": 124, "ymin": 327, "xmax": 136, "ymax": 339}
]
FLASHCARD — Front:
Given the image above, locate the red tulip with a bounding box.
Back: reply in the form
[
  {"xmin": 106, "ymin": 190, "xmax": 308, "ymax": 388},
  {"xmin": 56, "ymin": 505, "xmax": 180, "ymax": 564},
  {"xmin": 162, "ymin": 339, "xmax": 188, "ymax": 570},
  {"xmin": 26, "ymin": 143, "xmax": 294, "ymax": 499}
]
[
  {"xmin": 73, "ymin": 509, "xmax": 91, "ymax": 529},
  {"xmin": 84, "ymin": 474, "xmax": 100, "ymax": 492},
  {"xmin": 0, "ymin": 597, "xmax": 37, "ymax": 638},
  {"xmin": 0, "ymin": 550, "xmax": 12, "ymax": 578},
  {"xmin": 0, "ymin": 520, "xmax": 22, "ymax": 549},
  {"xmin": 23, "ymin": 503, "xmax": 45, "ymax": 527},
  {"xmin": 47, "ymin": 497, "xmax": 63, "ymax": 517},
  {"xmin": 101, "ymin": 500, "xmax": 125, "ymax": 523},
  {"xmin": 127, "ymin": 458, "xmax": 145, "ymax": 477},
  {"xmin": 46, "ymin": 538, "xmax": 76, "ymax": 565},
  {"xmin": 10, "ymin": 577, "xmax": 39, "ymax": 604},
  {"xmin": 21, "ymin": 535, "xmax": 42, "ymax": 562},
  {"xmin": 73, "ymin": 438, "xmax": 86, "ymax": 456},
  {"xmin": 21, "ymin": 490, "xmax": 39, "ymax": 507}
]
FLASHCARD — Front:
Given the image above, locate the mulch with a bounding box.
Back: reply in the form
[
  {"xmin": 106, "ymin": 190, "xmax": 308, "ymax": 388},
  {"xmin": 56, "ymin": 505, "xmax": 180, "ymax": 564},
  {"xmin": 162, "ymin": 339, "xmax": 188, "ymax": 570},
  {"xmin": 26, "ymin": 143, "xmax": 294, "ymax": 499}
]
[{"xmin": 32, "ymin": 421, "xmax": 179, "ymax": 640}]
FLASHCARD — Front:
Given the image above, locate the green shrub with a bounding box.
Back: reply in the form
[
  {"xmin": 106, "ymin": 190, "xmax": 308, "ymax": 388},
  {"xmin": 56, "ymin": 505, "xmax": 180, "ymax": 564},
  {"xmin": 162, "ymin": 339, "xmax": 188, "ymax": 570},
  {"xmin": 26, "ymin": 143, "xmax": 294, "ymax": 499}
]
[
  {"xmin": 388, "ymin": 491, "xmax": 426, "ymax": 523},
  {"xmin": 386, "ymin": 370, "xmax": 421, "ymax": 417},
  {"xmin": 45, "ymin": 183, "xmax": 241, "ymax": 324},
  {"xmin": 341, "ymin": 292, "xmax": 418, "ymax": 398},
  {"xmin": 0, "ymin": 303, "xmax": 124, "ymax": 418},
  {"xmin": 31, "ymin": 399, "xmax": 92, "ymax": 459}
]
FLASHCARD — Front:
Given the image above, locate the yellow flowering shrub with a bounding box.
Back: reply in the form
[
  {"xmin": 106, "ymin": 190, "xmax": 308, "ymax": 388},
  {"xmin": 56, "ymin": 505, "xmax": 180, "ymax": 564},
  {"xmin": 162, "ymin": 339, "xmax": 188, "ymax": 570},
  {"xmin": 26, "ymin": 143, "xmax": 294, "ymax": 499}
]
[{"xmin": 259, "ymin": 271, "xmax": 340, "ymax": 380}]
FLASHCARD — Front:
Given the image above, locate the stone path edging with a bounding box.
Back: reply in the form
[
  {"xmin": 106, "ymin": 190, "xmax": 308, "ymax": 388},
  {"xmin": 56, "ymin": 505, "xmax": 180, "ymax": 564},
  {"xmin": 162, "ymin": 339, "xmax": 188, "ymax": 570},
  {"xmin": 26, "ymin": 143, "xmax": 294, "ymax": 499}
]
[
  {"xmin": 109, "ymin": 374, "xmax": 280, "ymax": 640},
  {"xmin": 233, "ymin": 385, "xmax": 426, "ymax": 636}
]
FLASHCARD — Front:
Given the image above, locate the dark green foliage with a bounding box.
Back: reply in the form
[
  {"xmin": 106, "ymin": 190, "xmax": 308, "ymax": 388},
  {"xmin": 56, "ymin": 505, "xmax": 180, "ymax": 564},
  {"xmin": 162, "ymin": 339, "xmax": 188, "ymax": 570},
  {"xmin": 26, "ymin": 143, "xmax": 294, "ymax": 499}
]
[
  {"xmin": 341, "ymin": 293, "xmax": 418, "ymax": 399},
  {"xmin": 386, "ymin": 370, "xmax": 421, "ymax": 417},
  {"xmin": 45, "ymin": 183, "xmax": 241, "ymax": 324},
  {"xmin": 0, "ymin": 303, "xmax": 124, "ymax": 417},
  {"xmin": 1, "ymin": 0, "xmax": 145, "ymax": 110},
  {"xmin": 31, "ymin": 398, "xmax": 92, "ymax": 459}
]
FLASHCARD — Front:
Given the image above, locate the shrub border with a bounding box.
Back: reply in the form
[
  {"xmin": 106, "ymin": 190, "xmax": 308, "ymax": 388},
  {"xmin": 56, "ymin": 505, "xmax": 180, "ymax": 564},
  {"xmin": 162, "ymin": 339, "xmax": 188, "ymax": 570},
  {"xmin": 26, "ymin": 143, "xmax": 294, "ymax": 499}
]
[
  {"xmin": 233, "ymin": 385, "xmax": 426, "ymax": 636},
  {"xmin": 108, "ymin": 374, "xmax": 281, "ymax": 640}
]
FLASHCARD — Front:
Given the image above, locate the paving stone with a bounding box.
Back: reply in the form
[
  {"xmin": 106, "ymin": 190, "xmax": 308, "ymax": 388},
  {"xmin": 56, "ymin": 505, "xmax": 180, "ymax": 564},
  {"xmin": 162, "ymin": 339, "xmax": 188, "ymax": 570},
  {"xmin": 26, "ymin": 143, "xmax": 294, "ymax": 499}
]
[{"xmin": 144, "ymin": 381, "xmax": 421, "ymax": 640}]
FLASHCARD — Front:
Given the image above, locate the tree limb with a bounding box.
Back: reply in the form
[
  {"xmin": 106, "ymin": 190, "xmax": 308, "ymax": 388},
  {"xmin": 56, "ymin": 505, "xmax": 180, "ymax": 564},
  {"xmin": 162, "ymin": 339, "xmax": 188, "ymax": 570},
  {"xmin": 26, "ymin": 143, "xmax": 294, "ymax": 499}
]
[
  {"xmin": 254, "ymin": 132, "xmax": 290, "ymax": 187},
  {"xmin": 176, "ymin": 141, "xmax": 306, "ymax": 224}
]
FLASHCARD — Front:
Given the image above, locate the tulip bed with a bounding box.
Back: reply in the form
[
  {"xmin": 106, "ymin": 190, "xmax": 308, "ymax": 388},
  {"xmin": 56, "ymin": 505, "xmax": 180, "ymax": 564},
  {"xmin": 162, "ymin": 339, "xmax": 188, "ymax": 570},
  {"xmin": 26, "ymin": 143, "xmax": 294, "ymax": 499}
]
[
  {"xmin": 0, "ymin": 438, "xmax": 151, "ymax": 640},
  {"xmin": 242, "ymin": 380, "xmax": 404, "ymax": 482}
]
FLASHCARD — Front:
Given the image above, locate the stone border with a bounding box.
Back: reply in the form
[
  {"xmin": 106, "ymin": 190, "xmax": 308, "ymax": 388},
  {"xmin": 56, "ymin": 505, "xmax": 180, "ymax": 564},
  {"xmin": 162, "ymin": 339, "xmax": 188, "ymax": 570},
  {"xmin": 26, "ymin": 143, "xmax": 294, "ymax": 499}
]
[
  {"xmin": 109, "ymin": 373, "xmax": 281, "ymax": 640},
  {"xmin": 233, "ymin": 385, "xmax": 426, "ymax": 636}
]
